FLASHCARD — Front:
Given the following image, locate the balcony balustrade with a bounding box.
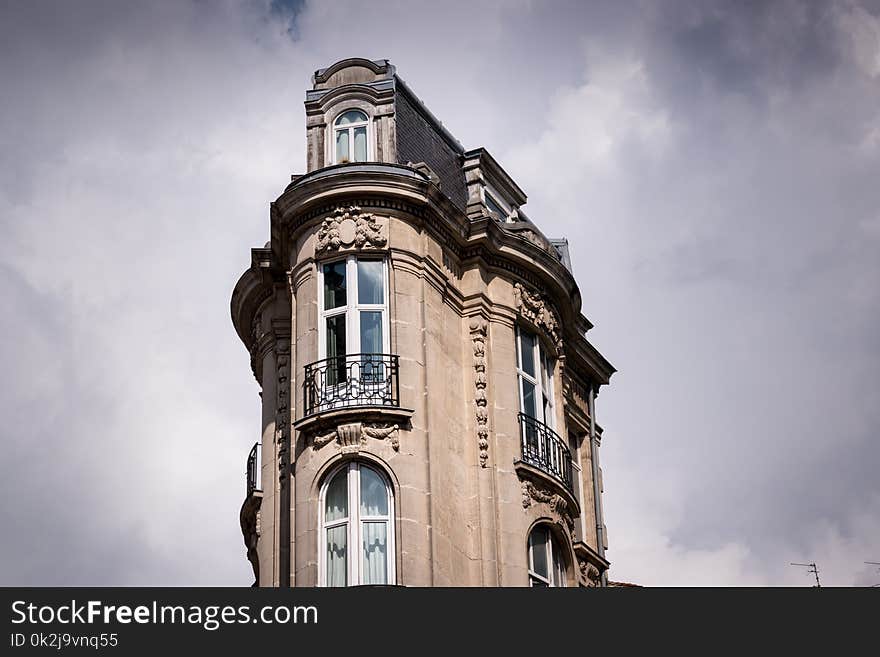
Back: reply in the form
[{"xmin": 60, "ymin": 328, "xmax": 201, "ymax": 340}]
[
  {"xmin": 518, "ymin": 412, "xmax": 573, "ymax": 491},
  {"xmin": 303, "ymin": 353, "xmax": 400, "ymax": 417}
]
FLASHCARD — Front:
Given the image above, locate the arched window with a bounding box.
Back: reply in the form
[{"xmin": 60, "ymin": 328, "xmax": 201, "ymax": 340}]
[
  {"xmin": 321, "ymin": 462, "xmax": 394, "ymax": 586},
  {"xmin": 527, "ymin": 525, "xmax": 566, "ymax": 587},
  {"xmin": 333, "ymin": 109, "xmax": 369, "ymax": 163}
]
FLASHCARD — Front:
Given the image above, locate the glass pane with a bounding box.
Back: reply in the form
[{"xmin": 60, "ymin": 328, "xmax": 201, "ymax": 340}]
[
  {"xmin": 361, "ymin": 522, "xmax": 388, "ymax": 585},
  {"xmin": 325, "ymin": 469, "xmax": 348, "ymax": 521},
  {"xmin": 326, "ymin": 525, "xmax": 348, "ymax": 587},
  {"xmin": 359, "ymin": 311, "xmax": 383, "ymax": 355},
  {"xmin": 325, "ymin": 315, "xmax": 347, "ymax": 386},
  {"xmin": 323, "ymin": 261, "xmax": 346, "ymax": 310},
  {"xmin": 360, "ymin": 466, "xmax": 388, "ymax": 516},
  {"xmin": 552, "ymin": 539, "xmax": 565, "ymax": 587},
  {"xmin": 486, "ymin": 193, "xmax": 507, "ymax": 218},
  {"xmin": 335, "ymin": 129, "xmax": 350, "ymax": 162},
  {"xmin": 522, "ymin": 379, "xmax": 537, "ymax": 419},
  {"xmin": 353, "ymin": 126, "xmax": 367, "ymax": 161},
  {"xmin": 541, "ymin": 353, "xmax": 552, "ymax": 390},
  {"xmin": 530, "ymin": 576, "xmax": 548, "ymax": 588},
  {"xmin": 519, "ymin": 330, "xmax": 536, "ymax": 377},
  {"xmin": 336, "ymin": 110, "xmax": 367, "ymax": 125},
  {"xmin": 357, "ymin": 260, "xmax": 384, "ymax": 304},
  {"xmin": 529, "ymin": 528, "xmax": 548, "ymax": 578}
]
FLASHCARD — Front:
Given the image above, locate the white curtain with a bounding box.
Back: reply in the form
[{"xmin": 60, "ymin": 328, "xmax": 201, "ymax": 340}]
[
  {"xmin": 353, "ymin": 127, "xmax": 367, "ymax": 161},
  {"xmin": 326, "ymin": 525, "xmax": 348, "ymax": 587},
  {"xmin": 361, "ymin": 521, "xmax": 387, "ymax": 585}
]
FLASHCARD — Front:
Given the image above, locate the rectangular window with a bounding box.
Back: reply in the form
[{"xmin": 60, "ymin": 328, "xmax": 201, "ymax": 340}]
[
  {"xmin": 516, "ymin": 326, "xmax": 555, "ymax": 428},
  {"xmin": 318, "ymin": 257, "xmax": 390, "ymax": 408},
  {"xmin": 485, "ymin": 189, "xmax": 510, "ymax": 221},
  {"xmin": 319, "ymin": 257, "xmax": 389, "ymax": 359}
]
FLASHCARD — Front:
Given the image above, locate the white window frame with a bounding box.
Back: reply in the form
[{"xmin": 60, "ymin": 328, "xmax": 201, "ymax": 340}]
[
  {"xmin": 318, "ymin": 256, "xmax": 390, "ymax": 360},
  {"xmin": 516, "ymin": 326, "xmax": 556, "ymax": 429},
  {"xmin": 483, "ymin": 184, "xmax": 513, "ymax": 222},
  {"xmin": 319, "ymin": 462, "xmax": 396, "ymax": 587},
  {"xmin": 330, "ymin": 108, "xmax": 371, "ymax": 164},
  {"xmin": 528, "ymin": 525, "xmax": 566, "ymax": 587}
]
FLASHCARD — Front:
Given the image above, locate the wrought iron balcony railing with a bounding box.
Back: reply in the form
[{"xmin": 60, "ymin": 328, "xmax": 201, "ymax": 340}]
[
  {"xmin": 304, "ymin": 353, "xmax": 400, "ymax": 417},
  {"xmin": 518, "ymin": 413, "xmax": 573, "ymax": 491},
  {"xmin": 246, "ymin": 442, "xmax": 261, "ymax": 497}
]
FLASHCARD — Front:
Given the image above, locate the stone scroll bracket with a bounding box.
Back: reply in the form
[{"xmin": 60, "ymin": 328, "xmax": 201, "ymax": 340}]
[
  {"xmin": 470, "ymin": 317, "xmax": 490, "ymax": 468},
  {"xmin": 578, "ymin": 558, "xmax": 602, "ymax": 587},
  {"xmin": 315, "ymin": 206, "xmax": 388, "ymax": 256},
  {"xmin": 513, "ymin": 282, "xmax": 563, "ymax": 355}
]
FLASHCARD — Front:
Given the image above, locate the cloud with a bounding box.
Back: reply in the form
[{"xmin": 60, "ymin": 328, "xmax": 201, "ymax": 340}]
[{"xmin": 1, "ymin": 0, "xmax": 878, "ymax": 586}]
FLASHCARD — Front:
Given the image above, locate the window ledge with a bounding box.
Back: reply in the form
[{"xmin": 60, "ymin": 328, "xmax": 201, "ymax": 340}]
[
  {"xmin": 294, "ymin": 406, "xmax": 414, "ymax": 434},
  {"xmin": 514, "ymin": 459, "xmax": 580, "ymax": 515}
]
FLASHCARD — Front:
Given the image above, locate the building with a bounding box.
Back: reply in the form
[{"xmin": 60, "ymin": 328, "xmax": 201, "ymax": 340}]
[{"xmin": 231, "ymin": 58, "xmax": 615, "ymax": 587}]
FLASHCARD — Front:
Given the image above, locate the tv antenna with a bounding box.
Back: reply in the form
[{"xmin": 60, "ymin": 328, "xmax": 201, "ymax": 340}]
[
  {"xmin": 790, "ymin": 562, "xmax": 821, "ymax": 587},
  {"xmin": 866, "ymin": 562, "xmax": 880, "ymax": 587}
]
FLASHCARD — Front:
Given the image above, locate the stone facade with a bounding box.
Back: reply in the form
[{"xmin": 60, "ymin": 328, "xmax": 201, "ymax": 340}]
[{"xmin": 231, "ymin": 58, "xmax": 615, "ymax": 587}]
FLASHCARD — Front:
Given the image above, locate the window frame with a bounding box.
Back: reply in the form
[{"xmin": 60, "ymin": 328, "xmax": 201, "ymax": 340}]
[
  {"xmin": 318, "ymin": 461, "xmax": 396, "ymax": 587},
  {"xmin": 527, "ymin": 525, "xmax": 567, "ymax": 587},
  {"xmin": 317, "ymin": 256, "xmax": 390, "ymax": 360},
  {"xmin": 330, "ymin": 108, "xmax": 371, "ymax": 164},
  {"xmin": 483, "ymin": 185, "xmax": 512, "ymax": 222},
  {"xmin": 516, "ymin": 325, "xmax": 556, "ymax": 429}
]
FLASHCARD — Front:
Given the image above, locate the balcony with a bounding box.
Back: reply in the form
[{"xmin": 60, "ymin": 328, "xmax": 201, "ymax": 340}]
[
  {"xmin": 518, "ymin": 413, "xmax": 573, "ymax": 492},
  {"xmin": 241, "ymin": 442, "xmax": 263, "ymax": 586},
  {"xmin": 246, "ymin": 442, "xmax": 262, "ymax": 497},
  {"xmin": 303, "ymin": 353, "xmax": 401, "ymax": 417}
]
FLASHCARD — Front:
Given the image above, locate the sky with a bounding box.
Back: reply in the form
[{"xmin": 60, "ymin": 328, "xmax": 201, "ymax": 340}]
[{"xmin": 1, "ymin": 0, "xmax": 878, "ymax": 587}]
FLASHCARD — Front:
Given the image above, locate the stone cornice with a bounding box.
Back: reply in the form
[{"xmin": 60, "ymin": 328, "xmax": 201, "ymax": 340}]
[
  {"xmin": 312, "ymin": 58, "xmax": 393, "ymax": 86},
  {"xmin": 304, "ymin": 84, "xmax": 395, "ymax": 118},
  {"xmin": 245, "ymin": 163, "xmax": 615, "ymax": 387}
]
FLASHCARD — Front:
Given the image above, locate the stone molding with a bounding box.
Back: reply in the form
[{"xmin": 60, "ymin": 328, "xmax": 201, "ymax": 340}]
[
  {"xmin": 470, "ymin": 318, "xmax": 490, "ymax": 467},
  {"xmin": 312, "ymin": 421, "xmax": 401, "ymax": 452},
  {"xmin": 315, "ymin": 205, "xmax": 388, "ymax": 255},
  {"xmin": 513, "ymin": 282, "xmax": 562, "ymax": 353}
]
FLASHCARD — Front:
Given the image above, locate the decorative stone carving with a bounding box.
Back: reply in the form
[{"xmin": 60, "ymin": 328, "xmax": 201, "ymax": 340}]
[
  {"xmin": 315, "ymin": 206, "xmax": 387, "ymax": 254},
  {"xmin": 470, "ymin": 318, "xmax": 489, "ymax": 467},
  {"xmin": 363, "ymin": 423, "xmax": 400, "ymax": 450},
  {"xmin": 311, "ymin": 421, "xmax": 401, "ymax": 451},
  {"xmin": 275, "ymin": 342, "xmax": 291, "ymax": 484},
  {"xmin": 248, "ymin": 313, "xmax": 263, "ymax": 381},
  {"xmin": 521, "ymin": 480, "xmax": 575, "ymax": 532},
  {"xmin": 521, "ymin": 228, "xmax": 550, "ymax": 251},
  {"xmin": 578, "ymin": 559, "xmax": 601, "ymax": 587},
  {"xmin": 513, "ymin": 282, "xmax": 562, "ymax": 352},
  {"xmin": 240, "ymin": 496, "xmax": 262, "ymax": 586}
]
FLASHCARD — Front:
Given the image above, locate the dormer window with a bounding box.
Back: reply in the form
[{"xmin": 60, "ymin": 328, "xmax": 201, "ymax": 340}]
[
  {"xmin": 484, "ymin": 187, "xmax": 514, "ymax": 222},
  {"xmin": 334, "ymin": 110, "xmax": 369, "ymax": 163}
]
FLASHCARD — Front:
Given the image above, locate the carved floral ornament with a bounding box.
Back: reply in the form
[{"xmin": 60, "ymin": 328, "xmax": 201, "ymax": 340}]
[
  {"xmin": 312, "ymin": 422, "xmax": 400, "ymax": 452},
  {"xmin": 513, "ymin": 282, "xmax": 562, "ymax": 353},
  {"xmin": 470, "ymin": 318, "xmax": 490, "ymax": 468},
  {"xmin": 521, "ymin": 480, "xmax": 575, "ymax": 532},
  {"xmin": 315, "ymin": 206, "xmax": 388, "ymax": 254}
]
